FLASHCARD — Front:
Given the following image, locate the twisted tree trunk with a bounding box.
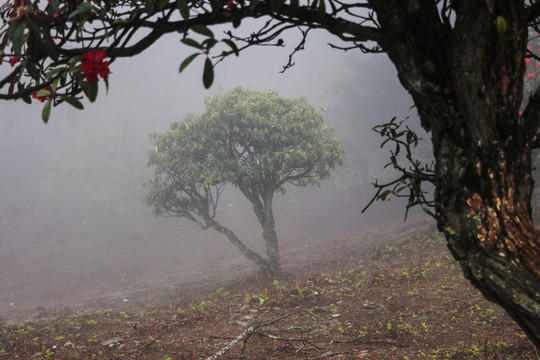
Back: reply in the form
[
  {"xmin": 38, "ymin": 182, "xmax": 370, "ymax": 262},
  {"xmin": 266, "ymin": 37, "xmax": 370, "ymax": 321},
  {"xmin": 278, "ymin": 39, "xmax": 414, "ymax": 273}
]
[
  {"xmin": 371, "ymin": 0, "xmax": 540, "ymax": 347},
  {"xmin": 240, "ymin": 185, "xmax": 282, "ymax": 277},
  {"xmin": 205, "ymin": 219, "xmax": 273, "ymax": 277},
  {"xmin": 261, "ymin": 195, "xmax": 281, "ymax": 275}
]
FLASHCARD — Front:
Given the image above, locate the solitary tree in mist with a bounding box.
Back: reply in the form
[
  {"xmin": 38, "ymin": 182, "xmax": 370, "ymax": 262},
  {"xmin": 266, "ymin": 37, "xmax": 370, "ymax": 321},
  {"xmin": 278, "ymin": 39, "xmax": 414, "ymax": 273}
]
[
  {"xmin": 145, "ymin": 87, "xmax": 344, "ymax": 277},
  {"xmin": 3, "ymin": 0, "xmax": 540, "ymax": 346}
]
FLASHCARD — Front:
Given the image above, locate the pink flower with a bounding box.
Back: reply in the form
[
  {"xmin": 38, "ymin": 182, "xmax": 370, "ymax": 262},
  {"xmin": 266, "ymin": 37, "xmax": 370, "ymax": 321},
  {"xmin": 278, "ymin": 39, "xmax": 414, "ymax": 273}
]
[
  {"xmin": 519, "ymin": 111, "xmax": 523, "ymax": 116},
  {"xmin": 534, "ymin": 136, "xmax": 537, "ymax": 142},
  {"xmin": 8, "ymin": 56, "xmax": 19, "ymax": 67},
  {"xmin": 528, "ymin": 45, "xmax": 532, "ymax": 51},
  {"xmin": 528, "ymin": 73, "xmax": 536, "ymax": 79},
  {"xmin": 525, "ymin": 58, "xmax": 531, "ymax": 66},
  {"xmin": 81, "ymin": 49, "xmax": 111, "ymax": 83}
]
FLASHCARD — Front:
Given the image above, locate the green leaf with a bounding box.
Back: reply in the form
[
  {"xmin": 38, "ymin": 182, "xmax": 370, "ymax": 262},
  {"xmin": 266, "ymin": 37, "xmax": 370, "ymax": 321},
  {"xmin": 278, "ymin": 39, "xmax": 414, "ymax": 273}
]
[
  {"xmin": 42, "ymin": 100, "xmax": 52, "ymax": 124},
  {"xmin": 36, "ymin": 89, "xmax": 52, "ymax": 98},
  {"xmin": 377, "ymin": 190, "xmax": 392, "ymax": 201},
  {"xmin": 61, "ymin": 96, "xmax": 84, "ymax": 110},
  {"xmin": 317, "ymin": 0, "xmax": 326, "ymax": 22},
  {"xmin": 179, "ymin": 53, "xmax": 200, "ymax": 73},
  {"xmin": 27, "ymin": 22, "xmax": 42, "ymax": 59},
  {"xmin": 26, "ymin": 62, "xmax": 40, "ymax": 80},
  {"xmin": 49, "ymin": 0, "xmax": 60, "ymax": 15},
  {"xmin": 202, "ymin": 58, "xmax": 214, "ymax": 89},
  {"xmin": 287, "ymin": 0, "xmax": 299, "ymax": 16},
  {"xmin": 12, "ymin": 22, "xmax": 26, "ymax": 57},
  {"xmin": 68, "ymin": 2, "xmax": 94, "ymax": 19},
  {"xmin": 202, "ymin": 38, "xmax": 218, "ymax": 49},
  {"xmin": 231, "ymin": 12, "xmax": 242, "ymax": 28},
  {"xmin": 44, "ymin": 67, "xmax": 66, "ymax": 80},
  {"xmin": 51, "ymin": 78, "xmax": 59, "ymax": 92},
  {"xmin": 42, "ymin": 37, "xmax": 59, "ymax": 61},
  {"xmin": 222, "ymin": 39, "xmax": 239, "ymax": 56},
  {"xmin": 176, "ymin": 0, "xmax": 190, "ymax": 20},
  {"xmin": 270, "ymin": 0, "xmax": 285, "ymax": 11},
  {"xmin": 81, "ymin": 81, "xmax": 98, "ymax": 102},
  {"xmin": 2, "ymin": 23, "xmax": 17, "ymax": 51},
  {"xmin": 181, "ymin": 38, "xmax": 204, "ymax": 50},
  {"xmin": 249, "ymin": 0, "xmax": 260, "ymax": 8},
  {"xmin": 22, "ymin": 95, "xmax": 31, "ymax": 104},
  {"xmin": 191, "ymin": 25, "xmax": 214, "ymax": 38}
]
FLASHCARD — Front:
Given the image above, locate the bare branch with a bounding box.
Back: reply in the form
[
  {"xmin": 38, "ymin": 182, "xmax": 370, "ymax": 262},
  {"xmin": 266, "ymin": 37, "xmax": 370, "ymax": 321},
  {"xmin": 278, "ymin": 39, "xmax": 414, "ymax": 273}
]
[{"xmin": 205, "ymin": 315, "xmax": 290, "ymax": 360}]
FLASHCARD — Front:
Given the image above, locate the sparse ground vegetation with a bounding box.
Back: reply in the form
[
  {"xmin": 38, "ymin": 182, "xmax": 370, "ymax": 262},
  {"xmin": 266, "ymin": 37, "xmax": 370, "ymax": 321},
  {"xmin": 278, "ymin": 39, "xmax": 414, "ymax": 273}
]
[{"xmin": 0, "ymin": 222, "xmax": 536, "ymax": 359}]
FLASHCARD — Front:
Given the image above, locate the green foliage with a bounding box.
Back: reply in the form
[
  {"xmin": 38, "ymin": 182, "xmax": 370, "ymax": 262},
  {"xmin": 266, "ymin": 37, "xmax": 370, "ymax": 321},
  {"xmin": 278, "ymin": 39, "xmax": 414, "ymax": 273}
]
[
  {"xmin": 145, "ymin": 86, "xmax": 343, "ymax": 275},
  {"xmin": 145, "ymin": 86, "xmax": 344, "ymax": 221}
]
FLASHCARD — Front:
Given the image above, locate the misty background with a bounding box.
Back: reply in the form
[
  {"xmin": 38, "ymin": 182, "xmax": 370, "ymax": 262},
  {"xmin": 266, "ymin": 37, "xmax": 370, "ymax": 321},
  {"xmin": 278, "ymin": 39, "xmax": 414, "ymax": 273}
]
[{"xmin": 0, "ymin": 28, "xmax": 426, "ymax": 319}]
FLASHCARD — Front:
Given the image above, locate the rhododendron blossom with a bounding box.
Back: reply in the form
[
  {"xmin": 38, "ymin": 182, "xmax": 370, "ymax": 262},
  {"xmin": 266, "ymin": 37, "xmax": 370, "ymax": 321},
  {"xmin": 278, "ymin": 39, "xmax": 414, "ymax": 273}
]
[
  {"xmin": 8, "ymin": 56, "xmax": 19, "ymax": 67},
  {"xmin": 525, "ymin": 58, "xmax": 531, "ymax": 66},
  {"xmin": 81, "ymin": 50, "xmax": 111, "ymax": 83},
  {"xmin": 32, "ymin": 86, "xmax": 53, "ymax": 103},
  {"xmin": 528, "ymin": 73, "xmax": 536, "ymax": 78}
]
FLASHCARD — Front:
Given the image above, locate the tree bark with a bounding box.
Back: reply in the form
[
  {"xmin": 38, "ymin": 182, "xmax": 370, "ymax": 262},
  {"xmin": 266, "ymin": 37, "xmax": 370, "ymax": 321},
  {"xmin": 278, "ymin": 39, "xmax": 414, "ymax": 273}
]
[
  {"xmin": 205, "ymin": 219, "xmax": 273, "ymax": 277},
  {"xmin": 262, "ymin": 195, "xmax": 281, "ymax": 275},
  {"xmin": 239, "ymin": 185, "xmax": 282, "ymax": 276},
  {"xmin": 371, "ymin": 0, "xmax": 540, "ymax": 347}
]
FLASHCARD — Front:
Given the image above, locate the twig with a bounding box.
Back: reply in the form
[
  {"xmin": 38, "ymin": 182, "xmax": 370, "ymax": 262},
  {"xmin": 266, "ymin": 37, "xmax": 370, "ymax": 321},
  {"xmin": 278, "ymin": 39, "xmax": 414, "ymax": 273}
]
[
  {"xmin": 311, "ymin": 351, "xmax": 355, "ymax": 359},
  {"xmin": 252, "ymin": 331, "xmax": 325, "ymax": 350},
  {"xmin": 332, "ymin": 338, "xmax": 402, "ymax": 347},
  {"xmin": 139, "ymin": 334, "xmax": 162, "ymax": 353},
  {"xmin": 209, "ymin": 335, "xmax": 236, "ymax": 340},
  {"xmin": 205, "ymin": 315, "xmax": 290, "ymax": 360}
]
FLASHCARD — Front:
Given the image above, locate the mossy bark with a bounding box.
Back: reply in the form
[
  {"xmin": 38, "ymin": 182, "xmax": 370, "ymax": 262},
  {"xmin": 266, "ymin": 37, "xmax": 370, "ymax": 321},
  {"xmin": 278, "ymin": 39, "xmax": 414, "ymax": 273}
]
[{"xmin": 371, "ymin": 0, "xmax": 540, "ymax": 347}]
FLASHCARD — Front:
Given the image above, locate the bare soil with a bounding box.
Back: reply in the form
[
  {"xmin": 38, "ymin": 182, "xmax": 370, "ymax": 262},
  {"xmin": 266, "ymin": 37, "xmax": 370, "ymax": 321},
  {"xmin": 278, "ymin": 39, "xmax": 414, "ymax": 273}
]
[{"xmin": 0, "ymin": 215, "xmax": 537, "ymax": 359}]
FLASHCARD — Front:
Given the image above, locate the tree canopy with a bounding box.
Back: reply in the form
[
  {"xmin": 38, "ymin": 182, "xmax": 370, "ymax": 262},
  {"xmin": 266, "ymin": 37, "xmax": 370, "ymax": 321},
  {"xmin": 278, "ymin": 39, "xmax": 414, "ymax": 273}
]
[
  {"xmin": 145, "ymin": 86, "xmax": 344, "ymax": 277},
  {"xmin": 2, "ymin": 0, "xmax": 540, "ymax": 347}
]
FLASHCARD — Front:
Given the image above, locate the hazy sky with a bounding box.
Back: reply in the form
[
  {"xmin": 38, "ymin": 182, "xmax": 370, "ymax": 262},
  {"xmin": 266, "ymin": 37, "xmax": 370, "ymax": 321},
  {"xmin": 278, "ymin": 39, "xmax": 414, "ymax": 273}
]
[{"xmin": 0, "ymin": 24, "xmax": 417, "ymax": 316}]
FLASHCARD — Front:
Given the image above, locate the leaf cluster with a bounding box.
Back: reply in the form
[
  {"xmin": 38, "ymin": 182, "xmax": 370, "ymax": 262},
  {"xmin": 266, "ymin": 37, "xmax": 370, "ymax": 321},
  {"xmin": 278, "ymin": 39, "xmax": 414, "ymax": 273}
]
[
  {"xmin": 363, "ymin": 116, "xmax": 435, "ymax": 219},
  {"xmin": 145, "ymin": 86, "xmax": 344, "ymax": 222},
  {"xmin": 0, "ymin": 0, "xmax": 381, "ymax": 122}
]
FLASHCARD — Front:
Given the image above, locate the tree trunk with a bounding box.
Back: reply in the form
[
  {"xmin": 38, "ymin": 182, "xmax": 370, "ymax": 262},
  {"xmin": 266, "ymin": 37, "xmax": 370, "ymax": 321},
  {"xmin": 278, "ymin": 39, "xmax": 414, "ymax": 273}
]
[
  {"xmin": 371, "ymin": 0, "xmax": 540, "ymax": 347},
  {"xmin": 205, "ymin": 219, "xmax": 273, "ymax": 277},
  {"xmin": 262, "ymin": 196, "xmax": 281, "ymax": 275},
  {"xmin": 240, "ymin": 185, "xmax": 282, "ymax": 277}
]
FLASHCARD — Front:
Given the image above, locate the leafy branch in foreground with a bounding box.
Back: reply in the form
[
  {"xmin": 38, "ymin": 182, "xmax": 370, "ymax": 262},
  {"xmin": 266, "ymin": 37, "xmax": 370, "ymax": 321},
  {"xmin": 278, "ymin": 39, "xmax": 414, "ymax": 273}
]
[{"xmin": 362, "ymin": 116, "xmax": 436, "ymax": 219}]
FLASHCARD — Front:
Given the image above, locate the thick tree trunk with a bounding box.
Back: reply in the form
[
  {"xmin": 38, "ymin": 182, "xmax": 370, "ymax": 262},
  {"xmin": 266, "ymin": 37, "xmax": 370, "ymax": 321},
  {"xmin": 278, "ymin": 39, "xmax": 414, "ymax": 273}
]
[
  {"xmin": 432, "ymin": 3, "xmax": 540, "ymax": 346},
  {"xmin": 371, "ymin": 0, "xmax": 540, "ymax": 347},
  {"xmin": 435, "ymin": 139, "xmax": 540, "ymax": 347}
]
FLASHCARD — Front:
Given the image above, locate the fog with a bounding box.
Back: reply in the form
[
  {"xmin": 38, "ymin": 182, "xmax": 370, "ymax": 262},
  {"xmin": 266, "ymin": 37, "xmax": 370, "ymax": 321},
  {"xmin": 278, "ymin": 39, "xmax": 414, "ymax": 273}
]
[{"xmin": 0, "ymin": 28, "xmax": 423, "ymax": 321}]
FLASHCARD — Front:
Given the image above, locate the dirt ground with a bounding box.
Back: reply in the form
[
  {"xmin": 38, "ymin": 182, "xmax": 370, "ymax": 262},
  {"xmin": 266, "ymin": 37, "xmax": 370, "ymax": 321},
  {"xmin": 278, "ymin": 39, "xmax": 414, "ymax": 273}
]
[
  {"xmin": 1, "ymin": 214, "xmax": 537, "ymax": 359},
  {"xmin": 0, "ymin": 215, "xmax": 435, "ymax": 324}
]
